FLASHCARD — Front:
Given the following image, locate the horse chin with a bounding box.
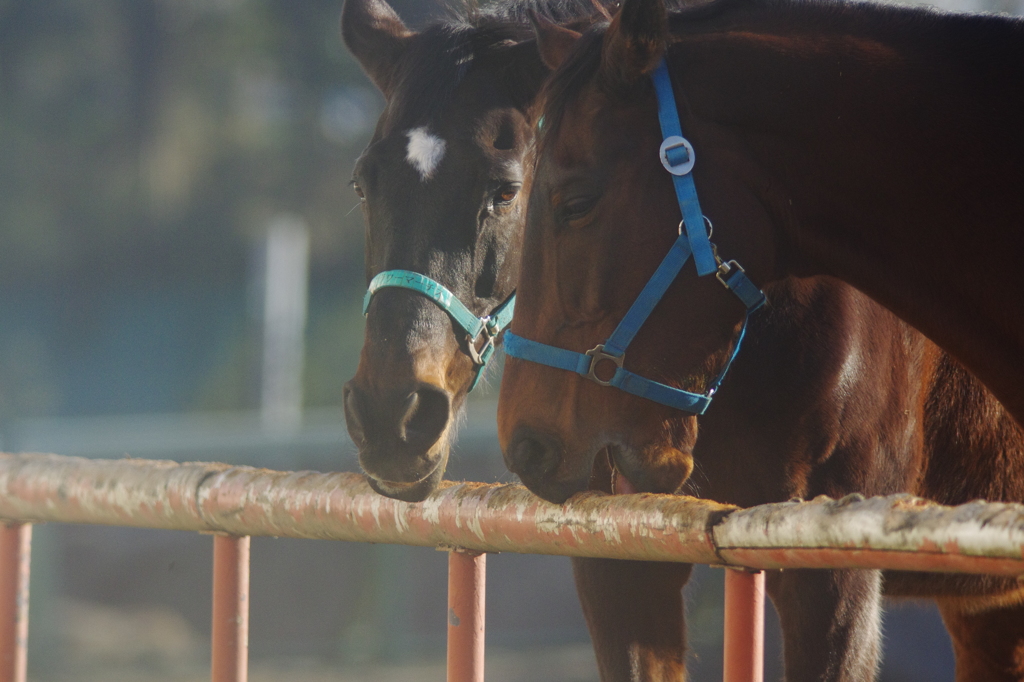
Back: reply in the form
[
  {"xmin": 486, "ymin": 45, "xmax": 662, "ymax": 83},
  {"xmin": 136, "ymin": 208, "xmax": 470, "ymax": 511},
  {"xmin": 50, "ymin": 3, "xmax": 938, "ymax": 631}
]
[
  {"xmin": 607, "ymin": 443, "xmax": 693, "ymax": 496},
  {"xmin": 525, "ymin": 474, "xmax": 593, "ymax": 505},
  {"xmin": 366, "ymin": 455, "xmax": 448, "ymax": 502}
]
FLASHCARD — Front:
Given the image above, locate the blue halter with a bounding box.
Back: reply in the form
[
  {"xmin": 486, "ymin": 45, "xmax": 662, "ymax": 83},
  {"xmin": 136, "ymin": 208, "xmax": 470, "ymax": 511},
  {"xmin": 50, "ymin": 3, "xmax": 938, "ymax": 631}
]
[
  {"xmin": 502, "ymin": 60, "xmax": 766, "ymax": 414},
  {"xmin": 363, "ymin": 270, "xmax": 516, "ymax": 391}
]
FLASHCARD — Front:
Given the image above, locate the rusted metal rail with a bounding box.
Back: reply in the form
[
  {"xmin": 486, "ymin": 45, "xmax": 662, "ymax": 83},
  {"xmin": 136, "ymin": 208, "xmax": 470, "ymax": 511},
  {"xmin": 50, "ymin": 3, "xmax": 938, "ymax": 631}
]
[
  {"xmin": 211, "ymin": 534, "xmax": 250, "ymax": 682},
  {"xmin": 3, "ymin": 454, "xmax": 1024, "ymax": 572},
  {"xmin": 0, "ymin": 523, "xmax": 30, "ymax": 682},
  {"xmin": 723, "ymin": 569, "xmax": 765, "ymax": 682},
  {"xmin": 2, "ymin": 452, "xmax": 1024, "ymax": 682},
  {"xmin": 447, "ymin": 550, "xmax": 486, "ymax": 682}
]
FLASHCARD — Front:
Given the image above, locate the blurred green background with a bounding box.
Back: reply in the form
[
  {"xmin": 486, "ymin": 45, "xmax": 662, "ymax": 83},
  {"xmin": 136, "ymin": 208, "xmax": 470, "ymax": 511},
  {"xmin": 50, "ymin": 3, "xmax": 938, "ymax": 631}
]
[{"xmin": 0, "ymin": 0, "xmax": 389, "ymax": 422}]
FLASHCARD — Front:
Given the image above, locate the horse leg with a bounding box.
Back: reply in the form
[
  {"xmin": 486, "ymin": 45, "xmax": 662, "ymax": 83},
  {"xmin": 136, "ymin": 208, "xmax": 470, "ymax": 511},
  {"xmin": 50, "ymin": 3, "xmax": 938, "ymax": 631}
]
[
  {"xmin": 937, "ymin": 599, "xmax": 1024, "ymax": 682},
  {"xmin": 767, "ymin": 568, "xmax": 882, "ymax": 682},
  {"xmin": 571, "ymin": 557, "xmax": 692, "ymax": 681}
]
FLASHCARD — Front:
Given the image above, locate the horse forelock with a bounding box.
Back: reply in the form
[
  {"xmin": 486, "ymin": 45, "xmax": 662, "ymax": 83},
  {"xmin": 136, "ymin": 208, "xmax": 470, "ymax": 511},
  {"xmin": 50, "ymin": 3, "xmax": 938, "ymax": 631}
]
[
  {"xmin": 386, "ymin": 25, "xmax": 475, "ymax": 127},
  {"xmin": 386, "ymin": 0, "xmax": 612, "ymax": 130},
  {"xmin": 480, "ymin": 0, "xmax": 617, "ymax": 25}
]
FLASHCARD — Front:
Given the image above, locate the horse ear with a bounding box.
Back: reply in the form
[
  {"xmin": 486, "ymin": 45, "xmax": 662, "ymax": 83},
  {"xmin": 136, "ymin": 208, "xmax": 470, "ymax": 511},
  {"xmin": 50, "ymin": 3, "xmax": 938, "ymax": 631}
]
[
  {"xmin": 599, "ymin": 0, "xmax": 668, "ymax": 92},
  {"xmin": 341, "ymin": 0, "xmax": 414, "ymax": 97},
  {"xmin": 530, "ymin": 12, "xmax": 582, "ymax": 71}
]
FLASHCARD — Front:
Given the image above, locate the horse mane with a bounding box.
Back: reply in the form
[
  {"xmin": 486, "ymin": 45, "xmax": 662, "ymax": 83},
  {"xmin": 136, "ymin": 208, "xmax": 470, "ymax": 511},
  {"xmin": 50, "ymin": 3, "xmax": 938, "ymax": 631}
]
[
  {"xmin": 385, "ymin": 0, "xmax": 613, "ymax": 126},
  {"xmin": 537, "ymin": 0, "xmax": 1024, "ymax": 147},
  {"xmin": 534, "ymin": 22, "xmax": 606, "ymax": 148},
  {"xmin": 470, "ymin": 0, "xmax": 617, "ymax": 24},
  {"xmin": 664, "ymin": 0, "xmax": 1024, "ymax": 49}
]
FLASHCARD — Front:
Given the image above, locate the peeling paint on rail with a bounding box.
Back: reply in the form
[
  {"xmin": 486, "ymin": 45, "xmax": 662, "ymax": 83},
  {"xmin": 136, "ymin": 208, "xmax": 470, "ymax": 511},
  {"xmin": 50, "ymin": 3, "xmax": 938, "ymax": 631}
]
[
  {"xmin": 1, "ymin": 454, "xmax": 1024, "ymax": 574},
  {"xmin": 714, "ymin": 494, "xmax": 1024, "ymax": 573},
  {"xmin": 0, "ymin": 454, "xmax": 724, "ymax": 564}
]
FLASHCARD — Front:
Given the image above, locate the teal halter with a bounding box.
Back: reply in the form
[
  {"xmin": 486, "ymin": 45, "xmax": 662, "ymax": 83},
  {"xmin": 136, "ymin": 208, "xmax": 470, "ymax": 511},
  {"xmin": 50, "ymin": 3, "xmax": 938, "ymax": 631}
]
[
  {"xmin": 363, "ymin": 270, "xmax": 516, "ymax": 391},
  {"xmin": 502, "ymin": 59, "xmax": 766, "ymax": 414}
]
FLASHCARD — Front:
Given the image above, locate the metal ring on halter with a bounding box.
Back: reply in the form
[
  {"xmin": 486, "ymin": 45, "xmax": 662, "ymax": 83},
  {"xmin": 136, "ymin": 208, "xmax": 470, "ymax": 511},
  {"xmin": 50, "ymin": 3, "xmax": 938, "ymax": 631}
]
[
  {"xmin": 584, "ymin": 344, "xmax": 624, "ymax": 387},
  {"xmin": 677, "ymin": 215, "xmax": 714, "ymax": 240},
  {"xmin": 659, "ymin": 135, "xmax": 696, "ymax": 175}
]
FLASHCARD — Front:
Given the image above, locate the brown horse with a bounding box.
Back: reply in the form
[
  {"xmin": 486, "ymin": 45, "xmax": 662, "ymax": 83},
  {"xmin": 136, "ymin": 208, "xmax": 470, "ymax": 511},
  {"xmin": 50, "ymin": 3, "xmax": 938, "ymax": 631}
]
[
  {"xmin": 534, "ymin": 0, "xmax": 1024, "ymax": 426},
  {"xmin": 499, "ymin": 0, "xmax": 1024, "ymax": 679}
]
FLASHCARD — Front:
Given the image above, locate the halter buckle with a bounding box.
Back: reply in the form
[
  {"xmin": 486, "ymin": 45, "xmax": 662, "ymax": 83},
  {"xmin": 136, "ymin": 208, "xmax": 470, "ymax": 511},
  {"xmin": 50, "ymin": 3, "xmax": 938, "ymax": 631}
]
[
  {"xmin": 715, "ymin": 259, "xmax": 745, "ymax": 289},
  {"xmin": 584, "ymin": 344, "xmax": 624, "ymax": 387},
  {"xmin": 466, "ymin": 320, "xmax": 496, "ymax": 366}
]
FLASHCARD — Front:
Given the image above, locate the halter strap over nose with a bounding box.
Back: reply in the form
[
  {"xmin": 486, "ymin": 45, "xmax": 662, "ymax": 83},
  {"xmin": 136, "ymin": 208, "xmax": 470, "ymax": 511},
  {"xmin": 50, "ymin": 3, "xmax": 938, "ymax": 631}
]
[
  {"xmin": 502, "ymin": 59, "xmax": 766, "ymax": 414},
  {"xmin": 363, "ymin": 269, "xmax": 516, "ymax": 391}
]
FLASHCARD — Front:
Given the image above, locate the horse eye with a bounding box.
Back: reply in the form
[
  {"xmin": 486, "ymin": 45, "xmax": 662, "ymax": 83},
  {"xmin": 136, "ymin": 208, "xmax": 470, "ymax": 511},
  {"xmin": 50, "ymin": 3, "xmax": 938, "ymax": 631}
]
[
  {"xmin": 559, "ymin": 196, "xmax": 598, "ymax": 223},
  {"xmin": 494, "ymin": 183, "xmax": 521, "ymax": 206},
  {"xmin": 352, "ymin": 182, "xmax": 365, "ymax": 200}
]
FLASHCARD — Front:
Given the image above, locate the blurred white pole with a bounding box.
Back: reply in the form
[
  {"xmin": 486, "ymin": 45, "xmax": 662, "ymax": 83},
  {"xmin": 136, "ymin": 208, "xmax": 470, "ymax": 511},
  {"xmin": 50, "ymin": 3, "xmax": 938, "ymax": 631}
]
[{"xmin": 260, "ymin": 215, "xmax": 310, "ymax": 433}]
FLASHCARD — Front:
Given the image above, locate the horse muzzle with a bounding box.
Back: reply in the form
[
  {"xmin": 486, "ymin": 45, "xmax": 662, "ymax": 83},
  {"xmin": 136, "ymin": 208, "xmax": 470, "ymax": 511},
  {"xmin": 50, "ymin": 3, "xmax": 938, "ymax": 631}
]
[
  {"xmin": 503, "ymin": 426, "xmax": 596, "ymax": 504},
  {"xmin": 343, "ymin": 380, "xmax": 453, "ymax": 501}
]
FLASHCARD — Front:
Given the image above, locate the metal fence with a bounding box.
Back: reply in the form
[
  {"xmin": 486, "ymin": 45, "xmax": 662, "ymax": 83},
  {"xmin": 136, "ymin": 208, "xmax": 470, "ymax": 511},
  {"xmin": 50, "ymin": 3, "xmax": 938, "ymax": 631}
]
[{"xmin": 2, "ymin": 452, "xmax": 1024, "ymax": 682}]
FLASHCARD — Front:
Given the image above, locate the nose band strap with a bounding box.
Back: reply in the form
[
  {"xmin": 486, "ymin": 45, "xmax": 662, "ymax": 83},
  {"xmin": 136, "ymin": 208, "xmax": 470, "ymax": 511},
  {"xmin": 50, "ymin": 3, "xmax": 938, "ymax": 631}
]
[
  {"xmin": 504, "ymin": 326, "xmax": 718, "ymax": 414},
  {"xmin": 503, "ymin": 229, "xmax": 763, "ymax": 415},
  {"xmin": 363, "ymin": 269, "xmax": 516, "ymax": 391}
]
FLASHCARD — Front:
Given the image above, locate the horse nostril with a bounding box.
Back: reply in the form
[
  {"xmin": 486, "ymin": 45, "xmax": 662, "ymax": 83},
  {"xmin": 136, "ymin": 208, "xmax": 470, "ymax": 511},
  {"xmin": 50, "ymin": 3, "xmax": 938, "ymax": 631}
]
[
  {"xmin": 399, "ymin": 384, "xmax": 451, "ymax": 449},
  {"xmin": 397, "ymin": 391, "xmax": 420, "ymax": 440},
  {"xmin": 344, "ymin": 381, "xmax": 452, "ymax": 456},
  {"xmin": 506, "ymin": 428, "xmax": 562, "ymax": 481}
]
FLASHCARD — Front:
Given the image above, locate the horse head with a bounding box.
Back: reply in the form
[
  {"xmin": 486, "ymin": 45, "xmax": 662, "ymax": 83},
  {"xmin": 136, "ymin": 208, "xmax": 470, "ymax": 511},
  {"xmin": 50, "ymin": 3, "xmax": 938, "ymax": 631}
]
[
  {"xmin": 341, "ymin": 0, "xmax": 549, "ymax": 500},
  {"xmin": 499, "ymin": 0, "xmax": 776, "ymax": 504}
]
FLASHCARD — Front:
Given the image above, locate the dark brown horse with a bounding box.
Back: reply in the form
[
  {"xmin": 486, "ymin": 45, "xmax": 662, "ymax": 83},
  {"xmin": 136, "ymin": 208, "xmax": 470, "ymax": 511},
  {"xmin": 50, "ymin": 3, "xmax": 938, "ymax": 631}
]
[
  {"xmin": 499, "ymin": 0, "xmax": 1024, "ymax": 679},
  {"xmin": 340, "ymin": 0, "xmax": 558, "ymax": 501}
]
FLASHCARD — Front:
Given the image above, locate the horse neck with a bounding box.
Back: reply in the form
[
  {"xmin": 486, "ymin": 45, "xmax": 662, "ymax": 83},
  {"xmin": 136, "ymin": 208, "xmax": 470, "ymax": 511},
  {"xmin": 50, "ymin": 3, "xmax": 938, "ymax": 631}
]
[{"xmin": 670, "ymin": 4, "xmax": 1024, "ymax": 421}]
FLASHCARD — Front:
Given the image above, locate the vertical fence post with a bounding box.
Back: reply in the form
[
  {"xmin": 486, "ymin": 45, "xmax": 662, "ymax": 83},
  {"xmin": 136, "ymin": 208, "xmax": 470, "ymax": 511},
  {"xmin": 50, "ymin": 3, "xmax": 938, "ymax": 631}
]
[
  {"xmin": 447, "ymin": 549, "xmax": 485, "ymax": 682},
  {"xmin": 211, "ymin": 534, "xmax": 250, "ymax": 682},
  {"xmin": 0, "ymin": 523, "xmax": 30, "ymax": 682},
  {"xmin": 723, "ymin": 568, "xmax": 764, "ymax": 682}
]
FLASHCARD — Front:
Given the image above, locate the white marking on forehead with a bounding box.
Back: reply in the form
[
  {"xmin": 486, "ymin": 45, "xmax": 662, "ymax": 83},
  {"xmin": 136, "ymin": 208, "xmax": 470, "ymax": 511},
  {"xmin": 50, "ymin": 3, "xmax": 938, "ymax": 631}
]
[{"xmin": 405, "ymin": 127, "xmax": 447, "ymax": 181}]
